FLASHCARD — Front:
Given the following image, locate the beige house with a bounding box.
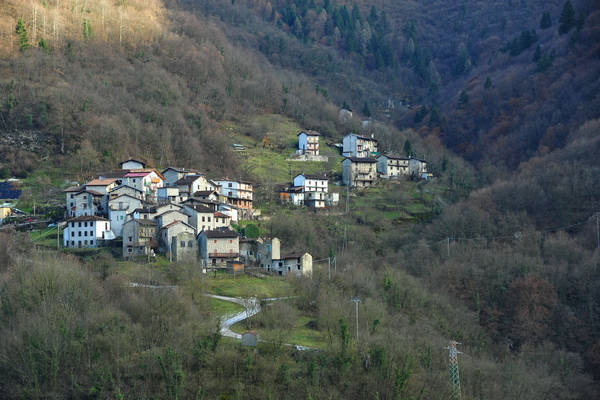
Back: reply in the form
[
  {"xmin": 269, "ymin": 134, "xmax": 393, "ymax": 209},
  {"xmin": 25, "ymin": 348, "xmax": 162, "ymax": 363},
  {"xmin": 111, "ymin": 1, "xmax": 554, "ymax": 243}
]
[
  {"xmin": 155, "ymin": 210, "xmax": 189, "ymax": 229},
  {"xmin": 342, "ymin": 157, "xmax": 378, "ymax": 188},
  {"xmin": 376, "ymin": 154, "xmax": 410, "ymax": 177},
  {"xmin": 198, "ymin": 229, "xmax": 240, "ymax": 266}
]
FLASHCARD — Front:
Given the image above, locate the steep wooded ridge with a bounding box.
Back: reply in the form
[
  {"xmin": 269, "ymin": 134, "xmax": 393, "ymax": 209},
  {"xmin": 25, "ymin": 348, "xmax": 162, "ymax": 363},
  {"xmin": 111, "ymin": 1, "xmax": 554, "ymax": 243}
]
[
  {"xmin": 193, "ymin": 0, "xmax": 599, "ymax": 169},
  {"xmin": 1, "ymin": 0, "xmax": 600, "ymax": 398}
]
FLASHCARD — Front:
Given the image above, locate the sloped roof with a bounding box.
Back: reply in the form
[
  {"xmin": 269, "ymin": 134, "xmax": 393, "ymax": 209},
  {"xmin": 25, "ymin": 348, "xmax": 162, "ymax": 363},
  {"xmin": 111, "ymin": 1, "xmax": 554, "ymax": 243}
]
[
  {"xmin": 193, "ymin": 190, "xmax": 217, "ymax": 197},
  {"xmin": 67, "ymin": 215, "xmax": 109, "ymax": 222},
  {"xmin": 75, "ymin": 189, "xmax": 105, "ymax": 196},
  {"xmin": 298, "ymin": 130, "xmax": 320, "ymax": 136},
  {"xmin": 109, "ymin": 184, "xmax": 143, "ymax": 193},
  {"xmin": 109, "ymin": 194, "xmax": 141, "ymax": 202},
  {"xmin": 214, "ymin": 211, "xmax": 230, "ymax": 218},
  {"xmin": 377, "ymin": 154, "xmax": 410, "ymax": 161},
  {"xmin": 119, "ymin": 158, "xmax": 146, "ymax": 167},
  {"xmin": 343, "ymin": 157, "xmax": 378, "ymax": 163},
  {"xmin": 175, "ymin": 174, "xmax": 205, "ymax": 186},
  {"xmin": 346, "ymin": 133, "xmax": 378, "ymax": 142},
  {"xmin": 86, "ymin": 178, "xmax": 120, "ymax": 186},
  {"xmin": 186, "ymin": 204, "xmax": 214, "ymax": 214},
  {"xmin": 160, "ymin": 220, "xmax": 194, "ymax": 231},
  {"xmin": 162, "ymin": 167, "xmax": 201, "ymax": 174},
  {"xmin": 295, "ymin": 173, "xmax": 328, "ymax": 180},
  {"xmin": 63, "ymin": 185, "xmax": 84, "ymax": 193},
  {"xmin": 202, "ymin": 229, "xmax": 239, "ymax": 239}
]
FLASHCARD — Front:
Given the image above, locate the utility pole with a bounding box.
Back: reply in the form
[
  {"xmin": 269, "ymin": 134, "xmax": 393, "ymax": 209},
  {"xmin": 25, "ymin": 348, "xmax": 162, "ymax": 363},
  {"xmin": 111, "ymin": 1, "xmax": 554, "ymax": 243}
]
[
  {"xmin": 328, "ymin": 257, "xmax": 331, "ymax": 280},
  {"xmin": 334, "ymin": 255, "xmax": 336, "ymax": 273},
  {"xmin": 57, "ymin": 224, "xmax": 60, "ymax": 250},
  {"xmin": 352, "ymin": 297, "xmax": 360, "ymax": 344},
  {"xmin": 447, "ymin": 237, "xmax": 450, "ymax": 258},
  {"xmin": 444, "ymin": 341, "xmax": 463, "ymax": 400}
]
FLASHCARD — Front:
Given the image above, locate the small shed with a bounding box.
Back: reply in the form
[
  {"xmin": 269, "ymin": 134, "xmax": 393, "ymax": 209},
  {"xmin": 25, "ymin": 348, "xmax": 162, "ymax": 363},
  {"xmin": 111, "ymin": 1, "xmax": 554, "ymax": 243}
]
[
  {"xmin": 227, "ymin": 260, "xmax": 245, "ymax": 275},
  {"xmin": 241, "ymin": 331, "xmax": 258, "ymax": 347}
]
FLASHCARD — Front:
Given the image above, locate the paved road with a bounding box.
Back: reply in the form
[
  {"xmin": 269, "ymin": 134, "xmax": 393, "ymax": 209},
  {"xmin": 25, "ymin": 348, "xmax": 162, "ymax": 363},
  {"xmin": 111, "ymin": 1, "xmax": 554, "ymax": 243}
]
[{"xmin": 204, "ymin": 294, "xmax": 261, "ymax": 339}]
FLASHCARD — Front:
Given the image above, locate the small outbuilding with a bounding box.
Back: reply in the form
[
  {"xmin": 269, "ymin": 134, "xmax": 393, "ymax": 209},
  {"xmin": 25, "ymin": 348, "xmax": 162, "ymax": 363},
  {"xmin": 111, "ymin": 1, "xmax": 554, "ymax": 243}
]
[{"xmin": 241, "ymin": 331, "xmax": 258, "ymax": 347}]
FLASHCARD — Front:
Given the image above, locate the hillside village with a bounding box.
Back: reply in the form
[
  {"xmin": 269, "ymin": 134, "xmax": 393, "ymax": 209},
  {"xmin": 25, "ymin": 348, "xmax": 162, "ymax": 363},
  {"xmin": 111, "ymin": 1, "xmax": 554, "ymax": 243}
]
[{"xmin": 3, "ymin": 130, "xmax": 432, "ymax": 277}]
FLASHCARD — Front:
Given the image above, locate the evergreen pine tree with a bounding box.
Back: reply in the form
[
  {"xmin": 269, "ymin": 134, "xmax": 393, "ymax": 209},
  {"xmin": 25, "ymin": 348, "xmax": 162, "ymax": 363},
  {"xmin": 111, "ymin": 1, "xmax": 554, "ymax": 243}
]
[
  {"xmin": 38, "ymin": 38, "xmax": 49, "ymax": 53},
  {"xmin": 403, "ymin": 139, "xmax": 414, "ymax": 157},
  {"xmin": 559, "ymin": 1, "xmax": 576, "ymax": 35},
  {"xmin": 15, "ymin": 18, "xmax": 30, "ymax": 51},
  {"xmin": 457, "ymin": 90, "xmax": 469, "ymax": 109},
  {"xmin": 362, "ymin": 101, "xmax": 371, "ymax": 118},
  {"xmin": 540, "ymin": 12, "xmax": 552, "ymax": 29},
  {"xmin": 533, "ymin": 44, "xmax": 542, "ymax": 62},
  {"xmin": 484, "ymin": 77, "xmax": 492, "ymax": 89}
]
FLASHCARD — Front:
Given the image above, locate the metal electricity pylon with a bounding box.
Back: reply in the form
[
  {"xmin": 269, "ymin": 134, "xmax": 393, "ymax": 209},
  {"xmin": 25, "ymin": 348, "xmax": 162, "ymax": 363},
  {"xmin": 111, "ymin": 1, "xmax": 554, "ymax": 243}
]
[{"xmin": 444, "ymin": 340, "xmax": 463, "ymax": 400}]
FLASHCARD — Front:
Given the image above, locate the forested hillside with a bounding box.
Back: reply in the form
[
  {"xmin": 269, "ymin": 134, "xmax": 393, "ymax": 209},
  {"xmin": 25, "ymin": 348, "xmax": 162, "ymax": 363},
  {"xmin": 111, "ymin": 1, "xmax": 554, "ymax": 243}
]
[{"xmin": 1, "ymin": 0, "xmax": 600, "ymax": 398}]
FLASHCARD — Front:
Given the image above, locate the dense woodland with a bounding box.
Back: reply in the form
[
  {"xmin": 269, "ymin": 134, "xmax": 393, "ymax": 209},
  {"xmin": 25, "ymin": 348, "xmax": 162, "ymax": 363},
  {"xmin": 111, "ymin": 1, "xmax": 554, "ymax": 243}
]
[{"xmin": 0, "ymin": 0, "xmax": 599, "ymax": 398}]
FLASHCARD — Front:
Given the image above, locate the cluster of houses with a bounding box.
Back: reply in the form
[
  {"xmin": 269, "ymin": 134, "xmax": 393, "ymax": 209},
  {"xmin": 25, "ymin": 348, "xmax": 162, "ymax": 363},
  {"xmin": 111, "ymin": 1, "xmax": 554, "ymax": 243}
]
[
  {"xmin": 278, "ymin": 173, "xmax": 339, "ymax": 209},
  {"xmin": 61, "ymin": 159, "xmax": 312, "ymax": 277},
  {"xmin": 341, "ymin": 133, "xmax": 432, "ymax": 188}
]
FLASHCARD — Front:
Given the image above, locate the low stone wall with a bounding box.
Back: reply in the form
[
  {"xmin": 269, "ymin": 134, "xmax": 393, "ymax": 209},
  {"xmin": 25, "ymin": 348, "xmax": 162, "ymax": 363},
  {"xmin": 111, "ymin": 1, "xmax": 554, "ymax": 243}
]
[{"xmin": 286, "ymin": 154, "xmax": 329, "ymax": 162}]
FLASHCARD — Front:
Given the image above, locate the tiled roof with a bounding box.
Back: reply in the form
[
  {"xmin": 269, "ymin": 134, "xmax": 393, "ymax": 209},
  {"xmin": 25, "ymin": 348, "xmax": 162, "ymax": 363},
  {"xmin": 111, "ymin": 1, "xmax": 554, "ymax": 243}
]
[
  {"xmin": 343, "ymin": 157, "xmax": 378, "ymax": 163},
  {"xmin": 202, "ymin": 229, "xmax": 239, "ymax": 239},
  {"xmin": 86, "ymin": 178, "xmax": 119, "ymax": 186},
  {"xmin": 187, "ymin": 204, "xmax": 214, "ymax": 214},
  {"xmin": 214, "ymin": 212, "xmax": 230, "ymax": 218},
  {"xmin": 75, "ymin": 189, "xmax": 105, "ymax": 196},
  {"xmin": 193, "ymin": 190, "xmax": 217, "ymax": 197},
  {"xmin": 63, "ymin": 185, "xmax": 84, "ymax": 193},
  {"xmin": 175, "ymin": 175, "xmax": 204, "ymax": 186},
  {"xmin": 377, "ymin": 154, "xmax": 410, "ymax": 161},
  {"xmin": 160, "ymin": 220, "xmax": 194, "ymax": 230}
]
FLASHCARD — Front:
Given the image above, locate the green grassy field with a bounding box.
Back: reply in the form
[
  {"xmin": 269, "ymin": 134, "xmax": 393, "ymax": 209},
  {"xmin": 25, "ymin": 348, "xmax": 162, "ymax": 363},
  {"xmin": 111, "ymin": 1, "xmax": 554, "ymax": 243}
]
[
  {"xmin": 203, "ymin": 274, "xmax": 294, "ymax": 298},
  {"xmin": 222, "ymin": 114, "xmax": 343, "ymax": 183},
  {"xmin": 209, "ymin": 298, "xmax": 245, "ymax": 316},
  {"xmin": 232, "ymin": 312, "xmax": 327, "ymax": 349},
  {"xmin": 30, "ymin": 227, "xmax": 61, "ymax": 247}
]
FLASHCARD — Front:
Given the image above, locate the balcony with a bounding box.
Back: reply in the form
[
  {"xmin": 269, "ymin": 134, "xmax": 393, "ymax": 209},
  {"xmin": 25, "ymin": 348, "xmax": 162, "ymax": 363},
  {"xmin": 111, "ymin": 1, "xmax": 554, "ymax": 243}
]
[{"xmin": 208, "ymin": 252, "xmax": 239, "ymax": 258}]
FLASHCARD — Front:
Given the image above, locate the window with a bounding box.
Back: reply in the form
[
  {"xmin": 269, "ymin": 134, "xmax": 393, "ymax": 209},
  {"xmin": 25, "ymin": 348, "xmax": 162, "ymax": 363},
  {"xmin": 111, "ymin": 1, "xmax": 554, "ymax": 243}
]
[
  {"xmin": 208, "ymin": 217, "xmax": 211, "ymax": 222},
  {"xmin": 202, "ymin": 216, "xmax": 205, "ymax": 222},
  {"xmin": 128, "ymin": 236, "xmax": 133, "ymax": 242},
  {"xmin": 70, "ymin": 194, "xmax": 74, "ymax": 199},
  {"xmin": 90, "ymin": 240, "xmax": 94, "ymax": 245},
  {"xmin": 298, "ymin": 266, "xmax": 301, "ymax": 270},
  {"xmin": 84, "ymin": 231, "xmax": 88, "ymax": 237},
  {"xmin": 229, "ymin": 239, "xmax": 232, "ymax": 243},
  {"xmin": 78, "ymin": 222, "xmax": 82, "ymax": 227},
  {"xmin": 128, "ymin": 247, "xmax": 132, "ymax": 253},
  {"xmin": 78, "ymin": 231, "xmax": 81, "ymax": 237},
  {"xmin": 188, "ymin": 241, "xmax": 193, "ymax": 247},
  {"xmin": 71, "ymin": 231, "xmax": 74, "ymax": 237},
  {"xmin": 214, "ymin": 240, "xmax": 217, "ymax": 243},
  {"xmin": 120, "ymin": 215, "xmax": 124, "ymax": 220},
  {"xmin": 180, "ymin": 241, "xmax": 185, "ymax": 248},
  {"xmin": 144, "ymin": 215, "xmax": 148, "ymax": 219},
  {"xmin": 228, "ymin": 183, "xmax": 232, "ymax": 187},
  {"xmin": 84, "ymin": 240, "xmax": 88, "ymax": 245}
]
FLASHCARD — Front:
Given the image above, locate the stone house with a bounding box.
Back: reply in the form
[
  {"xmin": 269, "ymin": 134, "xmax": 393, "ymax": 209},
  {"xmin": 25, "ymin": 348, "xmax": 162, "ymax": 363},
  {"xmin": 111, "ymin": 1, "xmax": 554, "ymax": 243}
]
[
  {"xmin": 160, "ymin": 220, "xmax": 196, "ymax": 254},
  {"xmin": 342, "ymin": 157, "xmax": 378, "ymax": 188},
  {"xmin": 257, "ymin": 237, "xmax": 281, "ymax": 272},
  {"xmin": 122, "ymin": 219, "xmax": 158, "ymax": 258},
  {"xmin": 109, "ymin": 184, "xmax": 144, "ymax": 200},
  {"xmin": 280, "ymin": 253, "xmax": 313, "ymax": 277},
  {"xmin": 198, "ymin": 229, "xmax": 240, "ymax": 266},
  {"xmin": 161, "ymin": 167, "xmax": 201, "ymax": 186},
  {"xmin": 240, "ymin": 238, "xmax": 261, "ymax": 264},
  {"xmin": 155, "ymin": 209, "xmax": 190, "ymax": 229},
  {"xmin": 171, "ymin": 231, "xmax": 198, "ymax": 263}
]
